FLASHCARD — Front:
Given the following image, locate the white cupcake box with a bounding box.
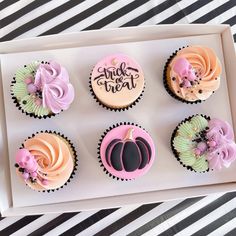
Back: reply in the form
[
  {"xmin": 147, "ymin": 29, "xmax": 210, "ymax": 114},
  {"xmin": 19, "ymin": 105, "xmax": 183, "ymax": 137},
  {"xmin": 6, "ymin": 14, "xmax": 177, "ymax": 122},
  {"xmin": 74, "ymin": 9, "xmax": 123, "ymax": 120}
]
[{"xmin": 0, "ymin": 24, "xmax": 236, "ymax": 216}]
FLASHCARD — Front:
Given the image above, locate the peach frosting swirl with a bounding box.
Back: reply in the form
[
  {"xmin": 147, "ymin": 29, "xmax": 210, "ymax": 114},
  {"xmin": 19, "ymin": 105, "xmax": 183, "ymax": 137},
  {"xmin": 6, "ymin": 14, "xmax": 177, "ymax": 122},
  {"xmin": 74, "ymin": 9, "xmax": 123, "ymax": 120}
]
[
  {"xmin": 169, "ymin": 46, "xmax": 222, "ymax": 101},
  {"xmin": 20, "ymin": 133, "xmax": 74, "ymax": 191}
]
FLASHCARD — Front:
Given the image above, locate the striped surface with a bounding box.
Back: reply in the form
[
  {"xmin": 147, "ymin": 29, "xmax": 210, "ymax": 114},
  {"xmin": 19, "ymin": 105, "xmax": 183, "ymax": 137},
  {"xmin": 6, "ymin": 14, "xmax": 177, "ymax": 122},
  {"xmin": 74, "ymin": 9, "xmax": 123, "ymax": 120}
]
[{"xmin": 1, "ymin": 0, "xmax": 236, "ymax": 235}]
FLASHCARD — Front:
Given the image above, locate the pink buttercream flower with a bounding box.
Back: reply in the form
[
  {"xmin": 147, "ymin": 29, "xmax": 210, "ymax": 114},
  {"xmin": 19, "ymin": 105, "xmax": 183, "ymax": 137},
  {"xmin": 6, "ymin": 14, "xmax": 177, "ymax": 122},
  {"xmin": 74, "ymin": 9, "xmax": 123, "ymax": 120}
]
[
  {"xmin": 207, "ymin": 143, "xmax": 236, "ymax": 170},
  {"xmin": 207, "ymin": 119, "xmax": 234, "ymax": 141},
  {"xmin": 34, "ymin": 61, "xmax": 74, "ymax": 113},
  {"xmin": 206, "ymin": 119, "xmax": 236, "ymax": 170},
  {"xmin": 173, "ymin": 57, "xmax": 196, "ymax": 88},
  {"xmin": 16, "ymin": 148, "xmax": 38, "ymax": 173}
]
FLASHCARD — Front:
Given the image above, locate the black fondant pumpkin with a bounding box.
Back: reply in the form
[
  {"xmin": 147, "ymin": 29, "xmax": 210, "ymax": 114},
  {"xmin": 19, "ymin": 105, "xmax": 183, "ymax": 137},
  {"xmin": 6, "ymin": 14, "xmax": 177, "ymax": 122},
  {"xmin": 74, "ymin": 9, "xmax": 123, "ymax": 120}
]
[{"xmin": 105, "ymin": 128, "xmax": 152, "ymax": 172}]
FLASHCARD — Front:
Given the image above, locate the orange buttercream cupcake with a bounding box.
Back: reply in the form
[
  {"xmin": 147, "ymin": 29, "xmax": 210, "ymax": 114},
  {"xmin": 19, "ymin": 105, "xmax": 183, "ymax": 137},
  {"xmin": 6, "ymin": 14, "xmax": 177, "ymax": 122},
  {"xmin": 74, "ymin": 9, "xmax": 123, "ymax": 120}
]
[
  {"xmin": 14, "ymin": 131, "xmax": 77, "ymax": 192},
  {"xmin": 163, "ymin": 46, "xmax": 222, "ymax": 104}
]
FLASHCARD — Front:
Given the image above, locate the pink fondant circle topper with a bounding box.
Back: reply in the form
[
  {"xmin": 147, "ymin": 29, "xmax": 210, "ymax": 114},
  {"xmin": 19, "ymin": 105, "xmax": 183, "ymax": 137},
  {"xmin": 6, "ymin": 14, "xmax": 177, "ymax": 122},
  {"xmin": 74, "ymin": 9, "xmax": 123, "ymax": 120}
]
[
  {"xmin": 100, "ymin": 125, "xmax": 156, "ymax": 179},
  {"xmin": 91, "ymin": 54, "xmax": 145, "ymax": 108}
]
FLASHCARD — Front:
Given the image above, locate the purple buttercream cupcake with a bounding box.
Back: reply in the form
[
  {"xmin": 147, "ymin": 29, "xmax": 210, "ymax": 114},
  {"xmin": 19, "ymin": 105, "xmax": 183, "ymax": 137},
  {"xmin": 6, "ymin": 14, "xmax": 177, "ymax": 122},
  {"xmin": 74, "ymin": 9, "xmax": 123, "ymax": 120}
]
[{"xmin": 11, "ymin": 60, "xmax": 75, "ymax": 119}]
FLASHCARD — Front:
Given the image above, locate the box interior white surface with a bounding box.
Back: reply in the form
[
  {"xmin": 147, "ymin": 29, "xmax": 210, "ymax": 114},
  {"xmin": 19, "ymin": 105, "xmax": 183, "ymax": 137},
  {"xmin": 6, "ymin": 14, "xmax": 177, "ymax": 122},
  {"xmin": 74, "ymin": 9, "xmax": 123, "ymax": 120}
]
[
  {"xmin": 0, "ymin": 25, "xmax": 236, "ymax": 216},
  {"xmin": 1, "ymin": 33, "xmax": 236, "ymax": 208}
]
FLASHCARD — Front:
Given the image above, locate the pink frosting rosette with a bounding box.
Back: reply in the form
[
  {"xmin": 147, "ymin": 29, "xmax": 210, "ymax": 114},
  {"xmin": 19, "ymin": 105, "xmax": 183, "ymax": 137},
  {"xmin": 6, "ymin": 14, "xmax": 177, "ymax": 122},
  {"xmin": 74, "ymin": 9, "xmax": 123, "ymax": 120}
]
[
  {"xmin": 207, "ymin": 143, "xmax": 236, "ymax": 170},
  {"xmin": 172, "ymin": 57, "xmax": 196, "ymax": 88},
  {"xmin": 206, "ymin": 119, "xmax": 236, "ymax": 170},
  {"xmin": 34, "ymin": 61, "xmax": 74, "ymax": 114}
]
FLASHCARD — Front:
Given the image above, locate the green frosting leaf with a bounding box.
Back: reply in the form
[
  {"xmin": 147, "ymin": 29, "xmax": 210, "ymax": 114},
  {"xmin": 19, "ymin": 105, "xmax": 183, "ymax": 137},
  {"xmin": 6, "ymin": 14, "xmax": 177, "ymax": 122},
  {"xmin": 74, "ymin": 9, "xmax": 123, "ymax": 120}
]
[
  {"xmin": 26, "ymin": 61, "xmax": 40, "ymax": 73},
  {"xmin": 178, "ymin": 121, "xmax": 195, "ymax": 139},
  {"xmin": 173, "ymin": 115, "xmax": 210, "ymax": 172},
  {"xmin": 20, "ymin": 95, "xmax": 35, "ymax": 113},
  {"xmin": 173, "ymin": 136, "xmax": 193, "ymax": 153},
  {"xmin": 19, "ymin": 95, "xmax": 50, "ymax": 117},
  {"xmin": 192, "ymin": 155, "xmax": 208, "ymax": 172},
  {"xmin": 12, "ymin": 61, "xmax": 51, "ymax": 117},
  {"xmin": 15, "ymin": 61, "xmax": 39, "ymax": 83},
  {"xmin": 33, "ymin": 104, "xmax": 50, "ymax": 117},
  {"xmin": 11, "ymin": 82, "xmax": 27, "ymax": 99},
  {"xmin": 190, "ymin": 115, "xmax": 208, "ymax": 132},
  {"xmin": 179, "ymin": 150, "xmax": 196, "ymax": 166}
]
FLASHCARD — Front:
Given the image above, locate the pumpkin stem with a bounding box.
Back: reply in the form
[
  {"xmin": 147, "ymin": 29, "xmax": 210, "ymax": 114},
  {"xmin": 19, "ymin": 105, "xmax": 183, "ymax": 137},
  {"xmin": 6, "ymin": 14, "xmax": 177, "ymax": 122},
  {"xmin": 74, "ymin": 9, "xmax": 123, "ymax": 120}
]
[{"xmin": 124, "ymin": 128, "xmax": 134, "ymax": 140}]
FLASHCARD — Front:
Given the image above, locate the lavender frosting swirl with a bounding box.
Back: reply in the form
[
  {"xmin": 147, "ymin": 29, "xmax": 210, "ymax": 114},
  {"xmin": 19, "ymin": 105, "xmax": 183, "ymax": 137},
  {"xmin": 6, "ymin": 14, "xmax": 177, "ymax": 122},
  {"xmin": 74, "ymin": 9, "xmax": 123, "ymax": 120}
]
[
  {"xmin": 34, "ymin": 61, "xmax": 74, "ymax": 113},
  {"xmin": 206, "ymin": 119, "xmax": 236, "ymax": 170}
]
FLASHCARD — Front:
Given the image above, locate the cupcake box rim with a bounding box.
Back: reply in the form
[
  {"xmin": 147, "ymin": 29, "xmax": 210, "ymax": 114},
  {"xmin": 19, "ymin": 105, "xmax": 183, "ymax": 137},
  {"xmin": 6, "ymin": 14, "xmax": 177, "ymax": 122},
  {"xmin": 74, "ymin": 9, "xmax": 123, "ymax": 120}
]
[{"xmin": 0, "ymin": 24, "xmax": 236, "ymax": 216}]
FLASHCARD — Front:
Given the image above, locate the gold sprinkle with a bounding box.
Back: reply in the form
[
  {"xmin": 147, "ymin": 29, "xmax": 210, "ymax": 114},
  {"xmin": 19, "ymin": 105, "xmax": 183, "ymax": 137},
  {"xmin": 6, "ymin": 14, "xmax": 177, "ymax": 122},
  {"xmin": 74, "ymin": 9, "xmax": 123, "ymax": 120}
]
[{"xmin": 111, "ymin": 58, "xmax": 118, "ymax": 66}]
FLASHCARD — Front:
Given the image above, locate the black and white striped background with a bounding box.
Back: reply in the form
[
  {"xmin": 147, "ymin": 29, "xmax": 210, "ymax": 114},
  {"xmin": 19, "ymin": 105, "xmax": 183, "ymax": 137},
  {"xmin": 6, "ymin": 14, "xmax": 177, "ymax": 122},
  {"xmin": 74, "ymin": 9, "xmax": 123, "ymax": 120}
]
[{"xmin": 1, "ymin": 0, "xmax": 236, "ymax": 235}]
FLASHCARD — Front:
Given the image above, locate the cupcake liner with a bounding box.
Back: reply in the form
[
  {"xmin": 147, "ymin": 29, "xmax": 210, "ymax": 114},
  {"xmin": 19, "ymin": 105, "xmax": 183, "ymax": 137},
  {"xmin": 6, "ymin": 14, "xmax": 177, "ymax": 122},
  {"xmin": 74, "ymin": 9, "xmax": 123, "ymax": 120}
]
[
  {"xmin": 163, "ymin": 46, "xmax": 203, "ymax": 104},
  {"xmin": 11, "ymin": 77, "xmax": 58, "ymax": 119},
  {"xmin": 97, "ymin": 122, "xmax": 148, "ymax": 181},
  {"xmin": 16, "ymin": 130, "xmax": 78, "ymax": 192},
  {"xmin": 170, "ymin": 114, "xmax": 210, "ymax": 173},
  {"xmin": 89, "ymin": 71, "xmax": 145, "ymax": 112}
]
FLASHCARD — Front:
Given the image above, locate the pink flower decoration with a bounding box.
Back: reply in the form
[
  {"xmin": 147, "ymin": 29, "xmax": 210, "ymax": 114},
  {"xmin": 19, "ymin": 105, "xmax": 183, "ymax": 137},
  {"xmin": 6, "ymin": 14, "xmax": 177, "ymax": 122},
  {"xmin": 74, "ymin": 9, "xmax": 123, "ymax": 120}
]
[
  {"xmin": 207, "ymin": 143, "xmax": 236, "ymax": 170},
  {"xmin": 16, "ymin": 148, "xmax": 38, "ymax": 173},
  {"xmin": 206, "ymin": 119, "xmax": 236, "ymax": 170},
  {"xmin": 208, "ymin": 119, "xmax": 234, "ymax": 140},
  {"xmin": 34, "ymin": 61, "xmax": 74, "ymax": 113},
  {"xmin": 173, "ymin": 57, "xmax": 196, "ymax": 88}
]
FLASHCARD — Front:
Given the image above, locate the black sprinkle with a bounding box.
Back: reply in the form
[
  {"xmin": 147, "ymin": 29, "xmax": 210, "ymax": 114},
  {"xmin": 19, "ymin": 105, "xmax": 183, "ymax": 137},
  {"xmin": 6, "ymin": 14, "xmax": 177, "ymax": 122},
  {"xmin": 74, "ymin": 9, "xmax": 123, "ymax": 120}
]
[
  {"xmin": 14, "ymin": 163, "xmax": 19, "ymax": 168},
  {"xmin": 172, "ymin": 77, "xmax": 176, "ymax": 81},
  {"xmin": 199, "ymin": 89, "xmax": 203, "ymax": 94},
  {"xmin": 19, "ymin": 167, "xmax": 24, "ymax": 173},
  {"xmin": 22, "ymin": 100, "xmax": 27, "ymax": 105}
]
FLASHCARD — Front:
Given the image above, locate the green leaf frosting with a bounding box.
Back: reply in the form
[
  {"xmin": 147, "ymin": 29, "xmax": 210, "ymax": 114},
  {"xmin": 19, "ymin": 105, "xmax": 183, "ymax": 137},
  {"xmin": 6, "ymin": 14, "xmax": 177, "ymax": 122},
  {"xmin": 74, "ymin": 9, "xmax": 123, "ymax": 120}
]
[
  {"xmin": 190, "ymin": 115, "xmax": 208, "ymax": 132},
  {"xmin": 20, "ymin": 95, "xmax": 50, "ymax": 116},
  {"xmin": 178, "ymin": 121, "xmax": 196, "ymax": 138},
  {"xmin": 11, "ymin": 61, "xmax": 51, "ymax": 117},
  {"xmin": 192, "ymin": 155, "xmax": 208, "ymax": 172},
  {"xmin": 15, "ymin": 61, "xmax": 39, "ymax": 83},
  {"xmin": 11, "ymin": 82, "xmax": 27, "ymax": 99},
  {"xmin": 20, "ymin": 95, "xmax": 35, "ymax": 113},
  {"xmin": 173, "ymin": 115, "xmax": 209, "ymax": 172},
  {"xmin": 173, "ymin": 136, "xmax": 193, "ymax": 152},
  {"xmin": 179, "ymin": 150, "xmax": 196, "ymax": 166}
]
